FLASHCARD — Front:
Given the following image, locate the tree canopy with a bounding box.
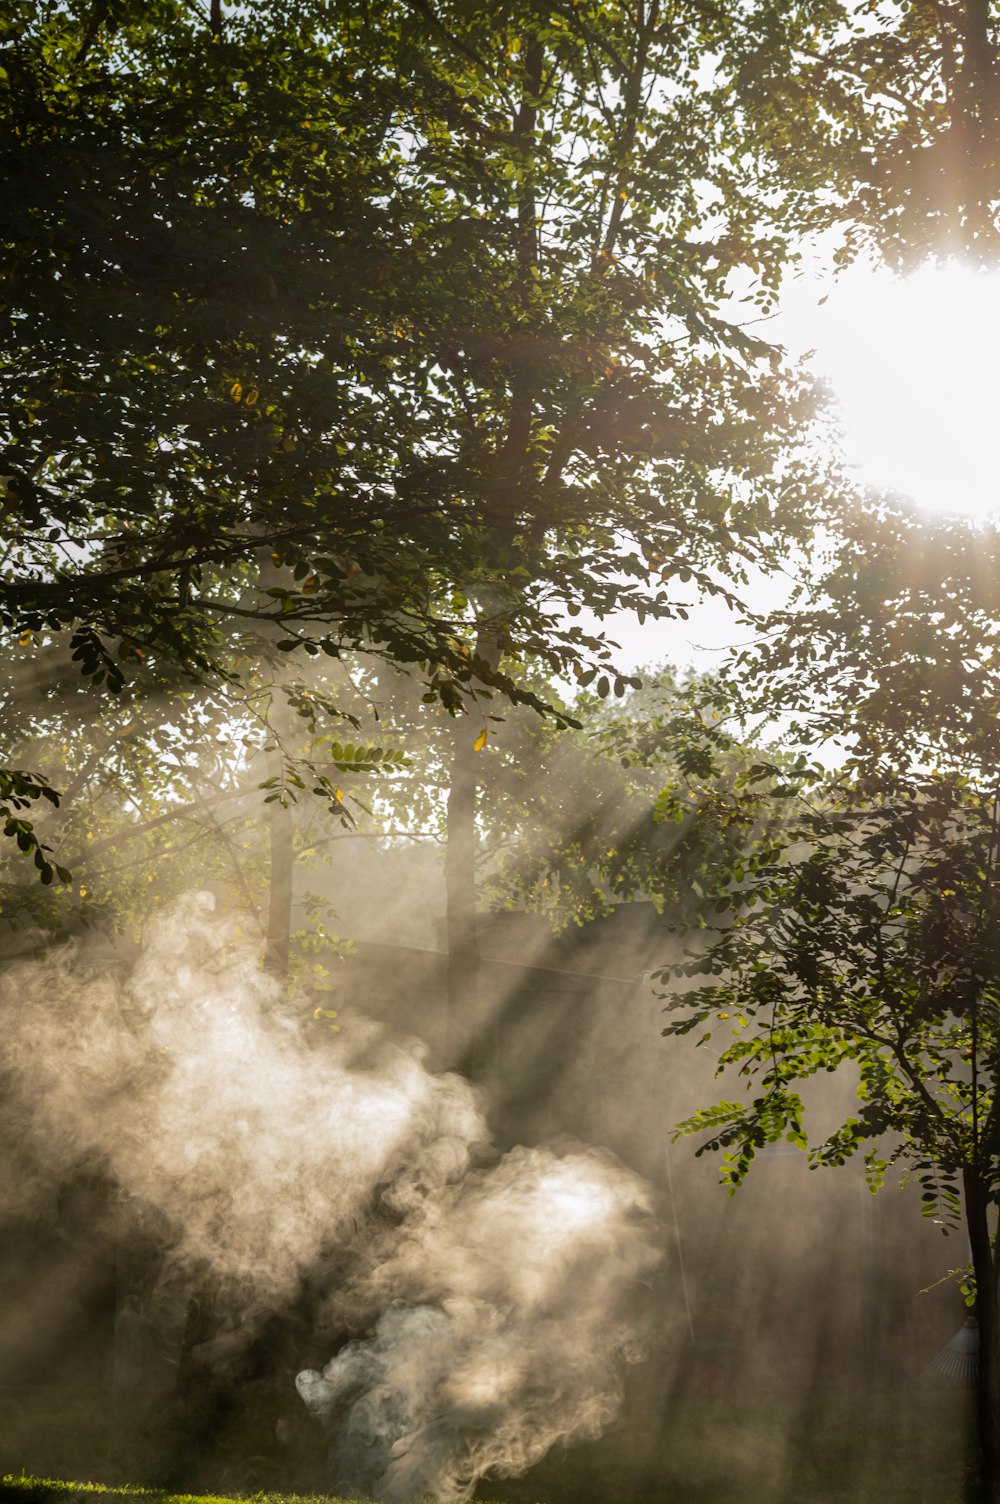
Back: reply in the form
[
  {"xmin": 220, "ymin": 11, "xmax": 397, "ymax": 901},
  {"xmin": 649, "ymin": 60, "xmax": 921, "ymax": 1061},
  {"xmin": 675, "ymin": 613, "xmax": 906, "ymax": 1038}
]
[{"xmin": 6, "ymin": 0, "xmax": 883, "ymax": 885}]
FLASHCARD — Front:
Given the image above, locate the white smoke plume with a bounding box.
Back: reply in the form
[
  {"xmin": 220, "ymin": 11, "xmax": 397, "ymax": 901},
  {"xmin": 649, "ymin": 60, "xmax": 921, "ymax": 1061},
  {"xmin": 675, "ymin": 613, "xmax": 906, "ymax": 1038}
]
[
  {"xmin": 1, "ymin": 894, "xmax": 484, "ymax": 1289},
  {"xmin": 298, "ymin": 1147, "xmax": 660, "ymax": 1502},
  {"xmin": 0, "ymin": 894, "xmax": 661, "ymax": 1501}
]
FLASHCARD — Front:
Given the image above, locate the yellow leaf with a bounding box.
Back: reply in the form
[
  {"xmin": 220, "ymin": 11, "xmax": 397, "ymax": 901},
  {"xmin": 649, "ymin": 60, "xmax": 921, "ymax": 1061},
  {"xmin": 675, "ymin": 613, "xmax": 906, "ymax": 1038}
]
[
  {"xmin": 473, "ymin": 728, "xmax": 487, "ymax": 751},
  {"xmin": 334, "ymin": 787, "xmax": 344, "ymax": 802},
  {"xmin": 245, "ymin": 387, "xmax": 259, "ymax": 405},
  {"xmin": 18, "ymin": 630, "xmax": 30, "ymax": 646},
  {"xmin": 230, "ymin": 380, "xmax": 243, "ymax": 402},
  {"xmin": 78, "ymin": 886, "xmax": 88, "ymax": 898}
]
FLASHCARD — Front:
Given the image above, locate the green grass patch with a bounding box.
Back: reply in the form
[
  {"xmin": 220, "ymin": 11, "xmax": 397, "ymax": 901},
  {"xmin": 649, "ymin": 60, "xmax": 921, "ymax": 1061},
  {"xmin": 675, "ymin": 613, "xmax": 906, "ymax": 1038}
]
[{"xmin": 0, "ymin": 1478, "xmax": 348, "ymax": 1504}]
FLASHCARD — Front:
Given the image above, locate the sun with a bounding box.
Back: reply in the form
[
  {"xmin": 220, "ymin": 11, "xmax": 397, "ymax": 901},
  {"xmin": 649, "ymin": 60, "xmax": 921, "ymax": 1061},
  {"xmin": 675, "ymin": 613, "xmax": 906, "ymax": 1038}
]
[{"xmin": 800, "ymin": 260, "xmax": 1000, "ymax": 521}]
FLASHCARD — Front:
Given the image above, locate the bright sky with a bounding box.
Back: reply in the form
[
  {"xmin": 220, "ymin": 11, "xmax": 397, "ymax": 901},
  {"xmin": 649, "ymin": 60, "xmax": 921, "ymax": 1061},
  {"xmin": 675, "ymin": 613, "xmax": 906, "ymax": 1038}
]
[
  {"xmin": 784, "ymin": 256, "xmax": 1000, "ymax": 522},
  {"xmin": 600, "ymin": 254, "xmax": 1000, "ymax": 676}
]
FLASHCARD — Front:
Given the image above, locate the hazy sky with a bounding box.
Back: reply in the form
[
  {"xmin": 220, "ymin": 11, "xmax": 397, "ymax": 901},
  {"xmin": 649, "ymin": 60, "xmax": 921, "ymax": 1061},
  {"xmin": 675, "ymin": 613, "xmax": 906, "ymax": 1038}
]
[{"xmin": 602, "ymin": 255, "xmax": 1000, "ymax": 676}]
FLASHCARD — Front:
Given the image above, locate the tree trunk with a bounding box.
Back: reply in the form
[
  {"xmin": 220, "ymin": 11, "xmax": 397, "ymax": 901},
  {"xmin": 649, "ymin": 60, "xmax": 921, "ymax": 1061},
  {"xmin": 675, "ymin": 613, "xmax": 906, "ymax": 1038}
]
[
  {"xmin": 259, "ymin": 551, "xmax": 294, "ymax": 980},
  {"xmin": 265, "ymin": 730, "xmax": 294, "ymax": 980},
  {"xmin": 444, "ymin": 716, "xmax": 479, "ymax": 1070},
  {"xmin": 965, "ymin": 1166, "xmax": 1000, "ymax": 1495},
  {"xmin": 443, "ymin": 622, "xmax": 500, "ymax": 1077},
  {"xmin": 441, "ymin": 42, "xmax": 541, "ymax": 1075}
]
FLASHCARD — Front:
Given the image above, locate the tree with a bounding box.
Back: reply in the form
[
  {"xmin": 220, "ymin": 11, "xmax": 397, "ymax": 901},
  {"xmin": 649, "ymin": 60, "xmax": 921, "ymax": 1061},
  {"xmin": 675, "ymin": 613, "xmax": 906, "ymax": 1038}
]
[
  {"xmin": 341, "ymin": 0, "xmax": 840, "ymax": 1049},
  {"xmin": 0, "ymin": 0, "xmax": 836, "ymax": 681},
  {"xmin": 6, "ymin": 0, "xmax": 999, "ymax": 875},
  {"xmin": 3, "ymin": 0, "xmax": 846, "ymax": 904},
  {"xmin": 0, "ymin": 630, "xmax": 390, "ymax": 971},
  {"xmin": 4, "ymin": 0, "xmax": 859, "ymax": 1094},
  {"xmin": 0, "ymin": 1, "xmax": 597, "ymax": 829},
  {"xmin": 473, "ymin": 666, "xmax": 763, "ymax": 932},
  {"xmin": 307, "ymin": 662, "xmax": 736, "ymax": 914},
  {"xmin": 721, "ymin": 499, "xmax": 1000, "ymax": 787},
  {"xmin": 706, "ymin": 0, "xmax": 1000, "ymax": 265},
  {"xmin": 659, "ymin": 761, "xmax": 1000, "ymax": 1489}
]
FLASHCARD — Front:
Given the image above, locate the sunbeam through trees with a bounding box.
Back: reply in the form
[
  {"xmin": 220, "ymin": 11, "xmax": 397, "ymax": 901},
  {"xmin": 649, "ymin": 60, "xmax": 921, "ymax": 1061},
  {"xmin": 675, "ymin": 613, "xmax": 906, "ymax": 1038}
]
[{"xmin": 4, "ymin": 2, "xmax": 1000, "ymax": 1502}]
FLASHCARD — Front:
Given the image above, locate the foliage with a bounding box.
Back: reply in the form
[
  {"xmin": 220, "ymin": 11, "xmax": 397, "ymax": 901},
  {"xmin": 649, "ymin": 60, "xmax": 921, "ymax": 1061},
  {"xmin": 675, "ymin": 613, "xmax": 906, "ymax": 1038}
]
[
  {"xmin": 724, "ymin": 502, "xmax": 1000, "ymax": 782},
  {"xmin": 658, "ymin": 755, "xmax": 1000, "ymax": 1470},
  {"xmin": 0, "ymin": 646, "xmax": 258, "ymax": 934},
  {"xmin": 0, "ymin": 764, "xmax": 67, "ymax": 889},
  {"xmin": 3, "ymin": 0, "xmax": 860, "ymax": 880},
  {"xmin": 0, "ymin": 637, "xmax": 398, "ymax": 952},
  {"xmin": 4, "ymin": 0, "xmax": 999, "ymax": 882},
  {"xmin": 303, "ymin": 659, "xmax": 767, "ymax": 935},
  {"xmin": 477, "ymin": 666, "xmax": 778, "ymax": 930},
  {"xmin": 660, "ymin": 765, "xmax": 1000, "ymax": 1224},
  {"xmin": 712, "ymin": 0, "xmax": 1000, "ymax": 265}
]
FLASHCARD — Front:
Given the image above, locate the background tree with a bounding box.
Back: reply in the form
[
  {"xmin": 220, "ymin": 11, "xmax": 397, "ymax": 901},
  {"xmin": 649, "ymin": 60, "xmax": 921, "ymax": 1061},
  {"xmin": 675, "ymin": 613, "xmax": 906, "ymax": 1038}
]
[
  {"xmin": 711, "ymin": 0, "xmax": 1000, "ymax": 264},
  {"xmin": 659, "ymin": 761, "xmax": 1000, "ymax": 1488},
  {"xmin": 472, "ymin": 666, "xmax": 766, "ymax": 933},
  {"xmin": 0, "ymin": 633, "xmax": 394, "ymax": 979},
  {"xmin": 724, "ymin": 500, "xmax": 1000, "ymax": 782}
]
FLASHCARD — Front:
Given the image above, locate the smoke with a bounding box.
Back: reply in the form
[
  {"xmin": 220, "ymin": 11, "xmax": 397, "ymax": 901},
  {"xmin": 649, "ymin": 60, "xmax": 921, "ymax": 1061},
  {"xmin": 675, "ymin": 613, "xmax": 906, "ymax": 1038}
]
[
  {"xmin": 1, "ymin": 893, "xmax": 483, "ymax": 1288},
  {"xmin": 0, "ymin": 893, "xmax": 661, "ymax": 1502},
  {"xmin": 298, "ymin": 1146, "xmax": 659, "ymax": 1502}
]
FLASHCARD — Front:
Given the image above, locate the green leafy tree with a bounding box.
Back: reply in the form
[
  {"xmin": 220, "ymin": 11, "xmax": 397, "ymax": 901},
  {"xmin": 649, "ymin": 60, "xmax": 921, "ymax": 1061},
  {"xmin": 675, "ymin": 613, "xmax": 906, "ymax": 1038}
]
[
  {"xmin": 710, "ymin": 0, "xmax": 1000, "ymax": 264},
  {"xmin": 5, "ymin": 0, "xmax": 998, "ymax": 876},
  {"xmin": 0, "ymin": 638, "xmax": 265, "ymax": 937},
  {"xmin": 342, "ymin": 0, "xmax": 837, "ymax": 1044},
  {"xmin": 331, "ymin": 658, "xmax": 768, "ymax": 949},
  {"xmin": 660, "ymin": 764, "xmax": 1000, "ymax": 1484},
  {"xmin": 727, "ymin": 501, "xmax": 1000, "ymax": 784},
  {"xmin": 2, "ymin": 0, "xmax": 845, "ymax": 906}
]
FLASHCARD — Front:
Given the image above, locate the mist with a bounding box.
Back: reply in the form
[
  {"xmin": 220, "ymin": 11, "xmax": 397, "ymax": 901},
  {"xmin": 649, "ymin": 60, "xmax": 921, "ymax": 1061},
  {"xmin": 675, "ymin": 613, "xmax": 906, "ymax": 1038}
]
[
  {"xmin": 0, "ymin": 893, "xmax": 661, "ymax": 1502},
  {"xmin": 0, "ymin": 659, "xmax": 978, "ymax": 1504}
]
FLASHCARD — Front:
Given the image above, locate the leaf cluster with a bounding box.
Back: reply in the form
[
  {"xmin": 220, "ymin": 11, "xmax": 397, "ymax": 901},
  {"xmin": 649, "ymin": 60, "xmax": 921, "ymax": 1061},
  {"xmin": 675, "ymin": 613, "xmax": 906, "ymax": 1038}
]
[{"xmin": 662, "ymin": 765, "xmax": 1000, "ymax": 1220}]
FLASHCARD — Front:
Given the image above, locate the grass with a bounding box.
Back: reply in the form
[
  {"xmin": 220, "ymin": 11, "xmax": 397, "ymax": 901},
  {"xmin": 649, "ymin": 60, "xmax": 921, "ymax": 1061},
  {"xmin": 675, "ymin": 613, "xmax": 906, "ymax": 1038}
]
[
  {"xmin": 0, "ymin": 1482, "xmax": 520, "ymax": 1504},
  {"xmin": 0, "ymin": 1478, "xmax": 354, "ymax": 1504}
]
